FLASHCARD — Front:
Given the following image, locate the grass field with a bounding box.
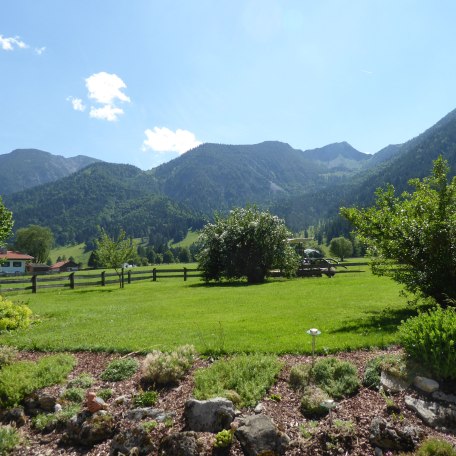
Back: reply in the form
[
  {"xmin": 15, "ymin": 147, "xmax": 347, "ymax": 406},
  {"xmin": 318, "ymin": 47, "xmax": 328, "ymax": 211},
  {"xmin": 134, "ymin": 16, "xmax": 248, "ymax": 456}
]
[{"xmin": 0, "ymin": 264, "xmax": 416, "ymax": 355}]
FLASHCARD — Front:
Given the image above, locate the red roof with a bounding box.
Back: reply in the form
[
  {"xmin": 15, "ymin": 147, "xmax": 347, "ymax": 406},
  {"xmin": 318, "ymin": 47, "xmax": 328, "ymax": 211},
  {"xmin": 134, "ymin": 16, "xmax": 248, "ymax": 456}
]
[
  {"xmin": 50, "ymin": 261, "xmax": 67, "ymax": 270},
  {"xmin": 0, "ymin": 250, "xmax": 34, "ymax": 260}
]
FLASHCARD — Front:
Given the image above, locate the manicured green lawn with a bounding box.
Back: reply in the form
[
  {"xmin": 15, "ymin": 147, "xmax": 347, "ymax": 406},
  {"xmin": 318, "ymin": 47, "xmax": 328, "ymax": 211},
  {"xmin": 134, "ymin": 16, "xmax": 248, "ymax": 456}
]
[{"xmin": 0, "ymin": 266, "xmax": 413, "ymax": 354}]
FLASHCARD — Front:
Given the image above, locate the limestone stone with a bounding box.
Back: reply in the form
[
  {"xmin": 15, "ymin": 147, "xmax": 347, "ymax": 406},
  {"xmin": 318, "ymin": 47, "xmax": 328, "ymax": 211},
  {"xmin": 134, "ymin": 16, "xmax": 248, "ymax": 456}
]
[
  {"xmin": 110, "ymin": 425, "xmax": 155, "ymax": 455},
  {"xmin": 380, "ymin": 371, "xmax": 409, "ymax": 393},
  {"xmin": 158, "ymin": 432, "xmax": 201, "ymax": 456},
  {"xmin": 235, "ymin": 414, "xmax": 290, "ymax": 456},
  {"xmin": 127, "ymin": 407, "xmax": 174, "ymax": 422},
  {"xmin": 65, "ymin": 410, "xmax": 115, "ymax": 446},
  {"xmin": 405, "ymin": 396, "xmax": 456, "ymax": 431},
  {"xmin": 369, "ymin": 417, "xmax": 422, "ymax": 451},
  {"xmin": 184, "ymin": 397, "xmax": 235, "ymax": 433},
  {"xmin": 414, "ymin": 376, "xmax": 439, "ymax": 394}
]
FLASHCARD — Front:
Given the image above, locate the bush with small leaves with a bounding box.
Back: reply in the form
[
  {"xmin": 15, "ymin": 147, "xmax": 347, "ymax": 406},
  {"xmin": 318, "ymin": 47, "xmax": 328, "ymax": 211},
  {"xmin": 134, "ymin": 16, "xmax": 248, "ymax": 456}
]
[
  {"xmin": 300, "ymin": 385, "xmax": 331, "ymax": 418},
  {"xmin": 0, "ymin": 296, "xmax": 32, "ymax": 331},
  {"xmin": 61, "ymin": 387, "xmax": 85, "ymax": 403},
  {"xmin": 101, "ymin": 358, "xmax": 139, "ymax": 382},
  {"xmin": 67, "ymin": 373, "xmax": 94, "ymax": 389},
  {"xmin": 289, "ymin": 363, "xmax": 312, "ymax": 391},
  {"xmin": 399, "ymin": 306, "xmax": 456, "ymax": 381},
  {"xmin": 363, "ymin": 355, "xmax": 388, "ymax": 389},
  {"xmin": 133, "ymin": 390, "xmax": 158, "ymax": 407},
  {"xmin": 0, "ymin": 425, "xmax": 21, "ymax": 453},
  {"xmin": 140, "ymin": 345, "xmax": 196, "ymax": 387},
  {"xmin": 142, "ymin": 420, "xmax": 158, "ymax": 433},
  {"xmin": 379, "ymin": 354, "xmax": 411, "ymax": 381},
  {"xmin": 214, "ymin": 429, "xmax": 234, "ymax": 448},
  {"xmin": 415, "ymin": 437, "xmax": 456, "ymax": 456},
  {"xmin": 0, "ymin": 345, "xmax": 18, "ymax": 368},
  {"xmin": 97, "ymin": 389, "xmax": 113, "ymax": 401},
  {"xmin": 32, "ymin": 404, "xmax": 80, "ymax": 432},
  {"xmin": 312, "ymin": 357, "xmax": 360, "ymax": 399}
]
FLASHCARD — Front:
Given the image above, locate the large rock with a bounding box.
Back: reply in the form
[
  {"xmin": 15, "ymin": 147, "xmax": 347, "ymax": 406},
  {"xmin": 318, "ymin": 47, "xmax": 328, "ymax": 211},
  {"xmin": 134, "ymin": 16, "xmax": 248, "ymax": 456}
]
[
  {"xmin": 432, "ymin": 391, "xmax": 456, "ymax": 405},
  {"xmin": 110, "ymin": 425, "xmax": 155, "ymax": 455},
  {"xmin": 405, "ymin": 396, "xmax": 456, "ymax": 431},
  {"xmin": 65, "ymin": 410, "xmax": 115, "ymax": 446},
  {"xmin": 158, "ymin": 432, "xmax": 201, "ymax": 456},
  {"xmin": 184, "ymin": 397, "xmax": 235, "ymax": 433},
  {"xmin": 0, "ymin": 407, "xmax": 27, "ymax": 427},
  {"xmin": 414, "ymin": 376, "xmax": 439, "ymax": 394},
  {"xmin": 235, "ymin": 414, "xmax": 290, "ymax": 456},
  {"xmin": 369, "ymin": 417, "xmax": 422, "ymax": 451},
  {"xmin": 380, "ymin": 371, "xmax": 409, "ymax": 393}
]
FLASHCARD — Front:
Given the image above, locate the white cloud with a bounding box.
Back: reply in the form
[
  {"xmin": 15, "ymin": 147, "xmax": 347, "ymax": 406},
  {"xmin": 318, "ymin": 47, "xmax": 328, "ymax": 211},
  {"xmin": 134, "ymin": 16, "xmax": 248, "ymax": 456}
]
[
  {"xmin": 35, "ymin": 46, "xmax": 46, "ymax": 55},
  {"xmin": 0, "ymin": 34, "xmax": 28, "ymax": 51},
  {"xmin": 67, "ymin": 96, "xmax": 86, "ymax": 112},
  {"xmin": 85, "ymin": 72, "xmax": 130, "ymax": 105},
  {"xmin": 89, "ymin": 105, "xmax": 124, "ymax": 122},
  {"xmin": 143, "ymin": 127, "xmax": 202, "ymax": 154}
]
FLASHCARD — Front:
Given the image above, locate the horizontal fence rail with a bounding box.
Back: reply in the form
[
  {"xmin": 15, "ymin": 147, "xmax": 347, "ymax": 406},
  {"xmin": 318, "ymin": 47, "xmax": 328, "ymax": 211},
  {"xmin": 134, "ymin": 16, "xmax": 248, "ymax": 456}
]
[
  {"xmin": 0, "ymin": 268, "xmax": 203, "ymax": 293},
  {"xmin": 0, "ymin": 263, "xmax": 368, "ymax": 293}
]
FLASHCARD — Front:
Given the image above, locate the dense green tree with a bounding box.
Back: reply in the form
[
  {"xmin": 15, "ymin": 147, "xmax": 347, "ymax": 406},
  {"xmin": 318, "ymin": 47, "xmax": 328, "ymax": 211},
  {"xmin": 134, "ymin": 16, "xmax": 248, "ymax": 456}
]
[
  {"xmin": 198, "ymin": 206, "xmax": 299, "ymax": 284},
  {"xmin": 163, "ymin": 250, "xmax": 175, "ymax": 264},
  {"xmin": 94, "ymin": 228, "xmax": 135, "ymax": 288},
  {"xmin": 0, "ymin": 197, "xmax": 13, "ymax": 249},
  {"xmin": 15, "ymin": 225, "xmax": 54, "ymax": 263},
  {"xmin": 178, "ymin": 247, "xmax": 192, "ymax": 263},
  {"xmin": 341, "ymin": 157, "xmax": 456, "ymax": 306},
  {"xmin": 329, "ymin": 237, "xmax": 353, "ymax": 261}
]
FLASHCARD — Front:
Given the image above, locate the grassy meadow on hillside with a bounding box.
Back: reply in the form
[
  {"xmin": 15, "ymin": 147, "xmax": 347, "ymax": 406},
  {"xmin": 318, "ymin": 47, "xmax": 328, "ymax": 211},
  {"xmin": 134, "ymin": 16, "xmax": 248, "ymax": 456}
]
[{"xmin": 0, "ymin": 264, "xmax": 415, "ymax": 354}]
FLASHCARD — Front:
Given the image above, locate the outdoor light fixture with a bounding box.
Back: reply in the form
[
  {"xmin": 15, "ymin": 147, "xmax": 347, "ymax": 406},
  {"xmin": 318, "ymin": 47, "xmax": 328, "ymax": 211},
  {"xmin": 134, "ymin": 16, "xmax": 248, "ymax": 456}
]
[
  {"xmin": 306, "ymin": 327, "xmax": 321, "ymax": 365},
  {"xmin": 321, "ymin": 399, "xmax": 337, "ymax": 426}
]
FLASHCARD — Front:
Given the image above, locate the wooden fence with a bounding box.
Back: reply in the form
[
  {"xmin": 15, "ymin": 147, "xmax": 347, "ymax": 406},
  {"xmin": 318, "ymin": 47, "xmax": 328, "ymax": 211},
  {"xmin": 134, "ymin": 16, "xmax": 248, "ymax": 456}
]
[
  {"xmin": 0, "ymin": 263, "xmax": 368, "ymax": 294},
  {"xmin": 0, "ymin": 267, "xmax": 202, "ymax": 293}
]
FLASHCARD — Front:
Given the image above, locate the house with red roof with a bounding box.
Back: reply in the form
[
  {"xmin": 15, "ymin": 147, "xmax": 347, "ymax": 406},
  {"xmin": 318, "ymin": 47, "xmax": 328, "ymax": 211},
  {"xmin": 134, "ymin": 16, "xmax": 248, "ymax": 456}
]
[
  {"xmin": 50, "ymin": 260, "xmax": 79, "ymax": 273},
  {"xmin": 0, "ymin": 248, "xmax": 34, "ymax": 276}
]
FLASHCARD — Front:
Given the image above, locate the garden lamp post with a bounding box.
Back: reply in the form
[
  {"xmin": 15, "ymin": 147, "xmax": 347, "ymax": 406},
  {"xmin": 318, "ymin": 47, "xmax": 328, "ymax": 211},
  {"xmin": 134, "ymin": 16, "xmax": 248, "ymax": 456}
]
[
  {"xmin": 306, "ymin": 328, "xmax": 321, "ymax": 366},
  {"xmin": 321, "ymin": 399, "xmax": 337, "ymax": 426}
]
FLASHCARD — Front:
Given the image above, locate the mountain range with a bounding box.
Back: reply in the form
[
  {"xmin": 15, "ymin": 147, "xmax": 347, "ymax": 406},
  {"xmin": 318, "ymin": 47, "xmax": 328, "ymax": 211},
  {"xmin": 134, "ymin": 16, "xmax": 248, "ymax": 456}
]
[{"xmin": 2, "ymin": 107, "xmax": 456, "ymax": 246}]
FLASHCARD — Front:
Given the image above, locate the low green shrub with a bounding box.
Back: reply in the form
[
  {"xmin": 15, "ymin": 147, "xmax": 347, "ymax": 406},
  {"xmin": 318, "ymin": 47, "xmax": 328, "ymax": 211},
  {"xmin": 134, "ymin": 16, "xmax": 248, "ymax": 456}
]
[
  {"xmin": 97, "ymin": 388, "xmax": 113, "ymax": 401},
  {"xmin": 193, "ymin": 353, "xmax": 282, "ymax": 407},
  {"xmin": 312, "ymin": 357, "xmax": 360, "ymax": 399},
  {"xmin": 67, "ymin": 373, "xmax": 94, "ymax": 388},
  {"xmin": 0, "ymin": 296, "xmax": 32, "ymax": 331},
  {"xmin": 140, "ymin": 345, "xmax": 196, "ymax": 386},
  {"xmin": 61, "ymin": 387, "xmax": 85, "ymax": 403},
  {"xmin": 289, "ymin": 363, "xmax": 312, "ymax": 391},
  {"xmin": 300, "ymin": 385, "xmax": 331, "ymax": 418},
  {"xmin": 415, "ymin": 437, "xmax": 456, "ymax": 456},
  {"xmin": 0, "ymin": 425, "xmax": 21, "ymax": 453},
  {"xmin": 141, "ymin": 420, "xmax": 158, "ymax": 432},
  {"xmin": 399, "ymin": 306, "xmax": 456, "ymax": 381},
  {"xmin": 32, "ymin": 404, "xmax": 80, "ymax": 432},
  {"xmin": 0, "ymin": 354, "xmax": 75, "ymax": 408},
  {"xmin": 133, "ymin": 390, "xmax": 158, "ymax": 407},
  {"xmin": 214, "ymin": 429, "xmax": 234, "ymax": 448},
  {"xmin": 299, "ymin": 420, "xmax": 319, "ymax": 440},
  {"xmin": 363, "ymin": 355, "xmax": 388, "ymax": 389},
  {"xmin": 101, "ymin": 358, "xmax": 139, "ymax": 382},
  {"xmin": 380, "ymin": 354, "xmax": 412, "ymax": 382},
  {"xmin": 0, "ymin": 345, "xmax": 18, "ymax": 368}
]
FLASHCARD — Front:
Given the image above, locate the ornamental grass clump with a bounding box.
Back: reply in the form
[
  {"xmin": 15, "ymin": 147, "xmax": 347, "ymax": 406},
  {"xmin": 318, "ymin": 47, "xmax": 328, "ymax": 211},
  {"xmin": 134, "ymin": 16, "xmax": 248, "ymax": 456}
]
[
  {"xmin": 140, "ymin": 345, "xmax": 196, "ymax": 387},
  {"xmin": 0, "ymin": 425, "xmax": 21, "ymax": 453},
  {"xmin": 0, "ymin": 296, "xmax": 32, "ymax": 331},
  {"xmin": 413, "ymin": 437, "xmax": 456, "ymax": 456},
  {"xmin": 399, "ymin": 306, "xmax": 456, "ymax": 381}
]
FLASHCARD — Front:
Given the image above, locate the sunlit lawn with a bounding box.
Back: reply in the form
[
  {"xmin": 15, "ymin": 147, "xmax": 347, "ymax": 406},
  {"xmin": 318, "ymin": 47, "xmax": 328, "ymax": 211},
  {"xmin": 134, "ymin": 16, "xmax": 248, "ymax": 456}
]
[{"xmin": 0, "ymin": 265, "xmax": 414, "ymax": 354}]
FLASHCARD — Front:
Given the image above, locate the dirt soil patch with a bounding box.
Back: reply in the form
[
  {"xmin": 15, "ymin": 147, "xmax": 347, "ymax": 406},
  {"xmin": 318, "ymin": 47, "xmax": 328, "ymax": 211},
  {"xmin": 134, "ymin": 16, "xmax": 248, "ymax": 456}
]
[{"xmin": 5, "ymin": 347, "xmax": 456, "ymax": 455}]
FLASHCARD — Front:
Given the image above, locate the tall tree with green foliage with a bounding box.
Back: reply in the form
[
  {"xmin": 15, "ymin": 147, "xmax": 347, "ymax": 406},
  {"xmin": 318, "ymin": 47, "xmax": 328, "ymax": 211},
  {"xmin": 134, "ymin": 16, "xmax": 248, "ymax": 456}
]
[
  {"xmin": 341, "ymin": 157, "xmax": 456, "ymax": 306},
  {"xmin": 197, "ymin": 206, "xmax": 299, "ymax": 284},
  {"xmin": 94, "ymin": 228, "xmax": 134, "ymax": 287},
  {"xmin": 329, "ymin": 236, "xmax": 353, "ymax": 261},
  {"xmin": 14, "ymin": 225, "xmax": 54, "ymax": 263},
  {"xmin": 0, "ymin": 197, "xmax": 13, "ymax": 249}
]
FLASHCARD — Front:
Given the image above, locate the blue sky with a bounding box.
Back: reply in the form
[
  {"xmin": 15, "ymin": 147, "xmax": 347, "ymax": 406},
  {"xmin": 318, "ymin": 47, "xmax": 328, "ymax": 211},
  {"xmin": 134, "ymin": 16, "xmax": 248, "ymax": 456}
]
[{"xmin": 1, "ymin": 1, "xmax": 456, "ymax": 170}]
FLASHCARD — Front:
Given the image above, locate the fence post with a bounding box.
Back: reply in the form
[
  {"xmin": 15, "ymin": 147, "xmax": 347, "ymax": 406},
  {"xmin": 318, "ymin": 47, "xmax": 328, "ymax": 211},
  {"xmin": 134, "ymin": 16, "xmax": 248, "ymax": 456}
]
[
  {"xmin": 69, "ymin": 272, "xmax": 75, "ymax": 289},
  {"xmin": 153, "ymin": 268, "xmax": 157, "ymax": 282},
  {"xmin": 127, "ymin": 270, "xmax": 132, "ymax": 284},
  {"xmin": 101, "ymin": 271, "xmax": 106, "ymax": 286},
  {"xmin": 121, "ymin": 268, "xmax": 124, "ymax": 288},
  {"xmin": 32, "ymin": 274, "xmax": 37, "ymax": 294},
  {"xmin": 184, "ymin": 267, "xmax": 187, "ymax": 281}
]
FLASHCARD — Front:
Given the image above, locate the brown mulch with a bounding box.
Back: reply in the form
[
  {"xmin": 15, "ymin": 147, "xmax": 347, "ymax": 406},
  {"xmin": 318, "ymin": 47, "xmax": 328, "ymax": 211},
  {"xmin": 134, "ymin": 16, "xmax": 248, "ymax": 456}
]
[{"xmin": 6, "ymin": 348, "xmax": 456, "ymax": 455}]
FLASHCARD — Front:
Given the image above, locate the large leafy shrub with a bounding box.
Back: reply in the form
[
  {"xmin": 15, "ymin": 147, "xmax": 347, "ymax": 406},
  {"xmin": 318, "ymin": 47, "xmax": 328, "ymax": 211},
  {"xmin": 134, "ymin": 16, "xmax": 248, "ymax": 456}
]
[
  {"xmin": 399, "ymin": 306, "xmax": 456, "ymax": 381},
  {"xmin": 197, "ymin": 206, "xmax": 299, "ymax": 283},
  {"xmin": 140, "ymin": 345, "xmax": 196, "ymax": 387},
  {"xmin": 193, "ymin": 353, "xmax": 282, "ymax": 407},
  {"xmin": 0, "ymin": 354, "xmax": 75, "ymax": 407},
  {"xmin": 0, "ymin": 296, "xmax": 32, "ymax": 331}
]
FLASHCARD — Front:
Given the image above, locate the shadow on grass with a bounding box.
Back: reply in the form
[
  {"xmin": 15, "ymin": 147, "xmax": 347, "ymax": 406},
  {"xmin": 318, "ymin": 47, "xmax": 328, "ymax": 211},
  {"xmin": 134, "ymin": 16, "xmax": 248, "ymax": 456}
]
[
  {"xmin": 189, "ymin": 280, "xmax": 266, "ymax": 288},
  {"xmin": 329, "ymin": 303, "xmax": 434, "ymax": 336},
  {"xmin": 73, "ymin": 288, "xmax": 117, "ymax": 294}
]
